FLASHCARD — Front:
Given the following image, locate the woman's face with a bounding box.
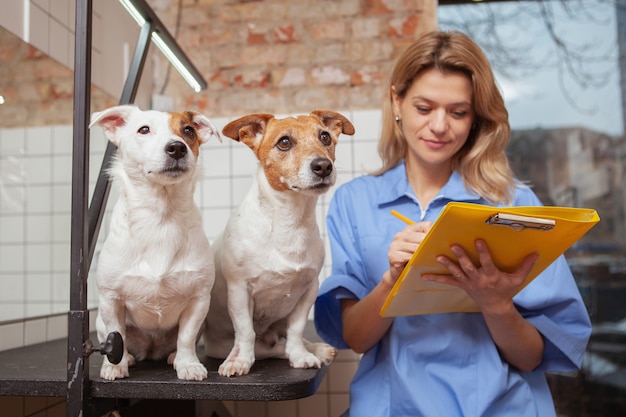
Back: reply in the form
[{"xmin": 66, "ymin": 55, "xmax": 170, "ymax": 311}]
[{"xmin": 392, "ymin": 68, "xmax": 475, "ymax": 171}]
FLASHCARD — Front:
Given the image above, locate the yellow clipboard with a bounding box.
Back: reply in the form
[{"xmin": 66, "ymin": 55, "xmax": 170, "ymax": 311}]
[{"xmin": 379, "ymin": 202, "xmax": 600, "ymax": 317}]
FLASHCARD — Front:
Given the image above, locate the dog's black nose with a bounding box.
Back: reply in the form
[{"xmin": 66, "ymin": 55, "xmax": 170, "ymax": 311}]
[
  {"xmin": 311, "ymin": 158, "xmax": 333, "ymax": 178},
  {"xmin": 165, "ymin": 141, "xmax": 188, "ymax": 160}
]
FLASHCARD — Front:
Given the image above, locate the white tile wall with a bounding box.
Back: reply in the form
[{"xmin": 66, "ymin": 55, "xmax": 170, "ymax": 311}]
[
  {"xmin": 0, "ymin": 1, "xmax": 23, "ymax": 38},
  {"xmin": 0, "ymin": 123, "xmax": 108, "ymax": 323}
]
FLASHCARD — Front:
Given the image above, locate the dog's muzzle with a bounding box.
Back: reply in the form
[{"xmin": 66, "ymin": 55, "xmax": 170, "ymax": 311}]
[
  {"xmin": 166, "ymin": 141, "xmax": 188, "ymax": 160},
  {"xmin": 162, "ymin": 141, "xmax": 190, "ymax": 177},
  {"xmin": 303, "ymin": 157, "xmax": 335, "ymax": 193},
  {"xmin": 311, "ymin": 157, "xmax": 333, "ymax": 179}
]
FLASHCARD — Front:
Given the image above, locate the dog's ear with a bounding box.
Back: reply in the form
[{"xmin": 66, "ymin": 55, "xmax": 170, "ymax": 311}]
[
  {"xmin": 222, "ymin": 114, "xmax": 274, "ymax": 147},
  {"xmin": 89, "ymin": 105, "xmax": 137, "ymax": 146},
  {"xmin": 189, "ymin": 112, "xmax": 222, "ymax": 143},
  {"xmin": 311, "ymin": 110, "xmax": 355, "ymax": 136}
]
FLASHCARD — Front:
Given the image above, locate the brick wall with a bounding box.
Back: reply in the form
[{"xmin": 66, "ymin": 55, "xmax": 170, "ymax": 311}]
[{"xmin": 149, "ymin": 0, "xmax": 437, "ymax": 117}]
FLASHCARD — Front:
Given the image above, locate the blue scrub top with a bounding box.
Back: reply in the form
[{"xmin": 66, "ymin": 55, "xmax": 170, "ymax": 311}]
[{"xmin": 315, "ymin": 162, "xmax": 592, "ymax": 417}]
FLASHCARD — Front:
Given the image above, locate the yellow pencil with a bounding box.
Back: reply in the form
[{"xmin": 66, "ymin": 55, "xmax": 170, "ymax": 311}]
[{"xmin": 390, "ymin": 209, "xmax": 415, "ymax": 225}]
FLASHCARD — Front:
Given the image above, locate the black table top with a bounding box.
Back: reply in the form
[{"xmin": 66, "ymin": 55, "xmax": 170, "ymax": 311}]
[{"xmin": 0, "ymin": 331, "xmax": 328, "ymax": 401}]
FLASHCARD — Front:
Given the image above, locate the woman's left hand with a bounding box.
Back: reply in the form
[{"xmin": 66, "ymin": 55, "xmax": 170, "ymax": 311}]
[
  {"xmin": 422, "ymin": 239, "xmax": 544, "ymax": 371},
  {"xmin": 422, "ymin": 239, "xmax": 539, "ymax": 313}
]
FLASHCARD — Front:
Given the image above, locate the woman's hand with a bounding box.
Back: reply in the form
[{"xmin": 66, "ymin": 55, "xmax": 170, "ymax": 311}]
[
  {"xmin": 422, "ymin": 239, "xmax": 538, "ymax": 313},
  {"xmin": 422, "ymin": 239, "xmax": 544, "ymax": 372},
  {"xmin": 386, "ymin": 221, "xmax": 432, "ymax": 286}
]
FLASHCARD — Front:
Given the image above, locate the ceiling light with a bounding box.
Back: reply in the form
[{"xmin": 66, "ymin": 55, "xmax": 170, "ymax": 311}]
[{"xmin": 118, "ymin": 0, "xmax": 206, "ymax": 92}]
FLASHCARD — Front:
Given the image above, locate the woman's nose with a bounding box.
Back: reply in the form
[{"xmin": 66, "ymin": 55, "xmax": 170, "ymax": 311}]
[{"xmin": 429, "ymin": 110, "xmax": 447, "ymax": 134}]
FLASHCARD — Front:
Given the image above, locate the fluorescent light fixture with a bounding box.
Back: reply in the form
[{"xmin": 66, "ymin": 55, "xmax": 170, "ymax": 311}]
[
  {"xmin": 151, "ymin": 33, "xmax": 203, "ymax": 92},
  {"xmin": 119, "ymin": 0, "xmax": 145, "ymax": 26},
  {"xmin": 119, "ymin": 0, "xmax": 205, "ymax": 92}
]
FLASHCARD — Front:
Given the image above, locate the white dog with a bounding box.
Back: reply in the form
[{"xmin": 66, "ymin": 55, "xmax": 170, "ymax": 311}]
[
  {"xmin": 202, "ymin": 110, "xmax": 355, "ymax": 377},
  {"xmin": 90, "ymin": 105, "xmax": 219, "ymax": 381}
]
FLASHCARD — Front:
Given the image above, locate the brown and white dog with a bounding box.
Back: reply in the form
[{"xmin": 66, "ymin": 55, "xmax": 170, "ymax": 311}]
[
  {"xmin": 90, "ymin": 105, "xmax": 220, "ymax": 381},
  {"xmin": 202, "ymin": 110, "xmax": 354, "ymax": 376}
]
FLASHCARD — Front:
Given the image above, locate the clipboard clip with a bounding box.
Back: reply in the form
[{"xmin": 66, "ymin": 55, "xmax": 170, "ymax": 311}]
[{"xmin": 486, "ymin": 212, "xmax": 555, "ymax": 232}]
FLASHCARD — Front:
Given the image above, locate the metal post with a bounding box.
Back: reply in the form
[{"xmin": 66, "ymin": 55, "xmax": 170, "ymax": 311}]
[
  {"xmin": 68, "ymin": 0, "xmax": 92, "ymax": 416},
  {"xmin": 87, "ymin": 20, "xmax": 154, "ymax": 264}
]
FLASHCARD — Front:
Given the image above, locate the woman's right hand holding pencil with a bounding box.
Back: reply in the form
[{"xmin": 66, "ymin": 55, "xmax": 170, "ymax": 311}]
[{"xmin": 387, "ymin": 211, "xmax": 432, "ymax": 285}]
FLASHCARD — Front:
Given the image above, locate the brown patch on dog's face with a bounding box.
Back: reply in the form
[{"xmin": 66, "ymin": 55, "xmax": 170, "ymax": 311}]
[
  {"xmin": 168, "ymin": 111, "xmax": 203, "ymax": 157},
  {"xmin": 222, "ymin": 111, "xmax": 354, "ymax": 194},
  {"xmin": 257, "ymin": 116, "xmax": 332, "ymax": 192}
]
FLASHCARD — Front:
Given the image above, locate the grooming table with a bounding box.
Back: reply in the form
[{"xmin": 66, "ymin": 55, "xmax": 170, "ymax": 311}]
[{"xmin": 0, "ymin": 325, "xmax": 328, "ymax": 416}]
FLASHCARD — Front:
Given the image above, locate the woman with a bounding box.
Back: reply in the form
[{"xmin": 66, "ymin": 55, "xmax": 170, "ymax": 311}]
[{"xmin": 314, "ymin": 31, "xmax": 591, "ymax": 417}]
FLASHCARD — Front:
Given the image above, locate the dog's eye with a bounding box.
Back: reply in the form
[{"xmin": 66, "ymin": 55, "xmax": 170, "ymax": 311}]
[
  {"xmin": 183, "ymin": 125, "xmax": 196, "ymax": 139},
  {"xmin": 276, "ymin": 136, "xmax": 293, "ymax": 151},
  {"xmin": 138, "ymin": 126, "xmax": 150, "ymax": 135},
  {"xmin": 319, "ymin": 131, "xmax": 332, "ymax": 146}
]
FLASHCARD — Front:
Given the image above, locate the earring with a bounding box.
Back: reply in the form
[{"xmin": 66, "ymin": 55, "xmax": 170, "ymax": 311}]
[{"xmin": 395, "ymin": 115, "xmax": 400, "ymax": 122}]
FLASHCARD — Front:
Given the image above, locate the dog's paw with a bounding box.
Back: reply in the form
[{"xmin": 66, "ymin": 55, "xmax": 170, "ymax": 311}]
[
  {"xmin": 289, "ymin": 350, "xmax": 322, "ymax": 369},
  {"xmin": 309, "ymin": 342, "xmax": 337, "ymax": 365},
  {"xmin": 127, "ymin": 353, "xmax": 136, "ymax": 367},
  {"xmin": 100, "ymin": 361, "xmax": 129, "ymax": 380},
  {"xmin": 99, "ymin": 353, "xmax": 135, "ymax": 380},
  {"xmin": 174, "ymin": 360, "xmax": 208, "ymax": 381},
  {"xmin": 218, "ymin": 358, "xmax": 253, "ymax": 377},
  {"xmin": 171, "ymin": 351, "xmax": 207, "ymax": 381}
]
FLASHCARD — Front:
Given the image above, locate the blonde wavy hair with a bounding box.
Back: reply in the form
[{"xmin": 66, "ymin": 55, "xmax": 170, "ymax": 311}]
[{"xmin": 375, "ymin": 30, "xmax": 515, "ymax": 205}]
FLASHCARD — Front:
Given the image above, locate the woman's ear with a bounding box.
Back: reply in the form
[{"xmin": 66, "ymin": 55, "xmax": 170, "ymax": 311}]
[{"xmin": 390, "ymin": 86, "xmax": 401, "ymax": 117}]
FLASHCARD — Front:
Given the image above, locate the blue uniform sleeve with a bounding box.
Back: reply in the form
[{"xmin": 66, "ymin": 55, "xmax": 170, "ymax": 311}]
[
  {"xmin": 511, "ymin": 184, "xmax": 592, "ymax": 372},
  {"xmin": 515, "ymin": 256, "xmax": 592, "ymax": 372},
  {"xmin": 315, "ymin": 184, "xmax": 373, "ymax": 349}
]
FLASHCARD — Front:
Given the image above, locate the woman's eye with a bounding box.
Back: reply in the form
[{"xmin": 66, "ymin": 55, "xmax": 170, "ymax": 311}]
[
  {"xmin": 416, "ymin": 106, "xmax": 430, "ymax": 114},
  {"xmin": 319, "ymin": 131, "xmax": 332, "ymax": 146},
  {"xmin": 138, "ymin": 126, "xmax": 150, "ymax": 134},
  {"xmin": 276, "ymin": 136, "xmax": 293, "ymax": 151}
]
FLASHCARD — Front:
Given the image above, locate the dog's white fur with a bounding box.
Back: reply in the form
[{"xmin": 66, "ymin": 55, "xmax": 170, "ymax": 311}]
[
  {"xmin": 202, "ymin": 110, "xmax": 355, "ymax": 377},
  {"xmin": 90, "ymin": 105, "xmax": 219, "ymax": 381}
]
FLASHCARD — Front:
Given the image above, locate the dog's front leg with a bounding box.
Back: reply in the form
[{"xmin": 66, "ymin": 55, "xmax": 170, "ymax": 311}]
[
  {"xmin": 96, "ymin": 295, "xmax": 134, "ymax": 380},
  {"xmin": 219, "ymin": 282, "xmax": 256, "ymax": 377},
  {"xmin": 169, "ymin": 292, "xmax": 210, "ymax": 381},
  {"xmin": 285, "ymin": 282, "xmax": 336, "ymax": 369}
]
